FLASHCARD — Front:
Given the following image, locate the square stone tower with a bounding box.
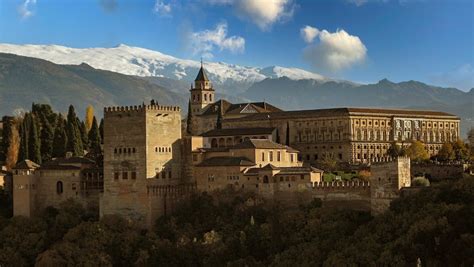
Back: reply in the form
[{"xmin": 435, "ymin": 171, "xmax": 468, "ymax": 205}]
[
  {"xmin": 370, "ymin": 156, "xmax": 410, "ymax": 215},
  {"xmin": 100, "ymin": 104, "xmax": 182, "ymax": 227}
]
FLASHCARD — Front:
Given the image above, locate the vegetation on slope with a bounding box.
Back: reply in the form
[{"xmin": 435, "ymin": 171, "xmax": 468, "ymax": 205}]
[{"xmin": 0, "ymin": 177, "xmax": 472, "ymax": 266}]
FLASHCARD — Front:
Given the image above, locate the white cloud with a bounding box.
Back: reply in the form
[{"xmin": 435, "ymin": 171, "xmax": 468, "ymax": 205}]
[
  {"xmin": 153, "ymin": 0, "xmax": 172, "ymax": 16},
  {"xmin": 18, "ymin": 0, "xmax": 36, "ymax": 19},
  {"xmin": 206, "ymin": 0, "xmax": 295, "ymax": 30},
  {"xmin": 189, "ymin": 22, "xmax": 245, "ymax": 59},
  {"xmin": 302, "ymin": 27, "xmax": 367, "ymax": 72},
  {"xmin": 430, "ymin": 64, "xmax": 474, "ymax": 91},
  {"xmin": 300, "ymin": 25, "xmax": 319, "ymax": 44}
]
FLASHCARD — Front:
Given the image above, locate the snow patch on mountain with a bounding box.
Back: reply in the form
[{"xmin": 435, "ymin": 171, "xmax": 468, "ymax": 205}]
[{"xmin": 0, "ymin": 43, "xmax": 329, "ymax": 94}]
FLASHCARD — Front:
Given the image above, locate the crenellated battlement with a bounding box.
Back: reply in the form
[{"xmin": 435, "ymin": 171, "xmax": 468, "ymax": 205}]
[
  {"xmin": 104, "ymin": 104, "xmax": 181, "ymax": 114},
  {"xmin": 311, "ymin": 180, "xmax": 370, "ymax": 189}
]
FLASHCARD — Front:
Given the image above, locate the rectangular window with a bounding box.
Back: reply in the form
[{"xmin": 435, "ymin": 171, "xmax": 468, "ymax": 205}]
[
  {"xmin": 261, "ymin": 152, "xmax": 265, "ymax": 161},
  {"xmin": 131, "ymin": 172, "xmax": 137, "ymax": 180},
  {"xmin": 114, "ymin": 172, "xmax": 119, "ymax": 180},
  {"xmin": 269, "ymin": 151, "xmax": 273, "ymax": 161},
  {"xmin": 122, "ymin": 171, "xmax": 128, "ymax": 179},
  {"xmin": 290, "ymin": 154, "xmax": 294, "ymax": 162},
  {"xmin": 277, "ymin": 151, "xmax": 281, "ymax": 161}
]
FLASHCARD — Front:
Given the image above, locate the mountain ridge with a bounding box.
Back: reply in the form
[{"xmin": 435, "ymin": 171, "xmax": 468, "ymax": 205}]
[{"xmin": 0, "ymin": 43, "xmax": 332, "ymax": 95}]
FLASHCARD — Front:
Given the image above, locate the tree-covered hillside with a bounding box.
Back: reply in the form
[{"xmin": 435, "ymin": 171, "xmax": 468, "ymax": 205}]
[{"xmin": 0, "ymin": 177, "xmax": 472, "ymax": 266}]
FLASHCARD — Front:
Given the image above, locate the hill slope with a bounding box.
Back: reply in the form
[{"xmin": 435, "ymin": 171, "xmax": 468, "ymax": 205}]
[{"xmin": 0, "ymin": 53, "xmax": 187, "ymax": 116}]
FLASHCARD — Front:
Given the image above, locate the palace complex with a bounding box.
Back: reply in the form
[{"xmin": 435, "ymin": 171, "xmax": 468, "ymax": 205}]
[{"xmin": 10, "ymin": 65, "xmax": 463, "ymax": 228}]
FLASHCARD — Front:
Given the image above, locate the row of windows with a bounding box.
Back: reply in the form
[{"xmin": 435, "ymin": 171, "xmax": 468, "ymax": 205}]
[
  {"xmin": 192, "ymin": 93, "xmax": 213, "ymax": 102},
  {"xmin": 114, "ymin": 147, "xmax": 136, "ymax": 154},
  {"xmin": 354, "ymin": 120, "xmax": 389, "ymax": 127},
  {"xmin": 155, "ymin": 146, "xmax": 171, "ymax": 153},
  {"xmin": 357, "ymin": 144, "xmax": 388, "ymax": 150},
  {"xmin": 261, "ymin": 151, "xmax": 294, "ymax": 162},
  {"xmin": 297, "ymin": 120, "xmax": 345, "ymax": 127},
  {"xmin": 114, "ymin": 171, "xmax": 137, "ymax": 180}
]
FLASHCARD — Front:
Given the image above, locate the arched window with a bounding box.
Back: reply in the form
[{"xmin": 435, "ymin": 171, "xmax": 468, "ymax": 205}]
[
  {"xmin": 56, "ymin": 181, "xmax": 63, "ymax": 194},
  {"xmin": 263, "ymin": 175, "xmax": 269, "ymax": 184},
  {"xmin": 211, "ymin": 138, "xmax": 218, "ymax": 148}
]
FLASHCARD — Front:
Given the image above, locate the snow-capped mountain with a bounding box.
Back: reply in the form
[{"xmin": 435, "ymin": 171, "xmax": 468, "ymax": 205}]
[{"xmin": 0, "ymin": 43, "xmax": 328, "ymax": 95}]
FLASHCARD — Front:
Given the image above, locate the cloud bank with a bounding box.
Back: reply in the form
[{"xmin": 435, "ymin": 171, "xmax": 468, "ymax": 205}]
[
  {"xmin": 189, "ymin": 22, "xmax": 245, "ymax": 59},
  {"xmin": 301, "ymin": 26, "xmax": 367, "ymax": 72}
]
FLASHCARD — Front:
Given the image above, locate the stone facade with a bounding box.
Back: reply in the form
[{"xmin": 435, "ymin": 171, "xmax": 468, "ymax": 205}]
[
  {"xmin": 220, "ymin": 109, "xmax": 460, "ymax": 165},
  {"xmin": 100, "ymin": 104, "xmax": 191, "ymax": 228}
]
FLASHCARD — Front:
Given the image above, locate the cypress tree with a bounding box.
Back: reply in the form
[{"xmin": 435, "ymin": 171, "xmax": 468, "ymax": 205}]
[
  {"xmin": 276, "ymin": 128, "xmax": 281, "ymax": 144},
  {"xmin": 52, "ymin": 115, "xmax": 68, "ymax": 158},
  {"xmin": 19, "ymin": 113, "xmax": 31, "ymax": 161},
  {"xmin": 0, "ymin": 116, "xmax": 13, "ymax": 161},
  {"xmin": 216, "ymin": 103, "xmax": 223, "ymax": 129},
  {"xmin": 285, "ymin": 122, "xmax": 290, "ymax": 146},
  {"xmin": 28, "ymin": 115, "xmax": 41, "ymax": 164},
  {"xmin": 32, "ymin": 103, "xmax": 56, "ymax": 162},
  {"xmin": 186, "ymin": 100, "xmax": 193, "ymax": 135},
  {"xmin": 79, "ymin": 119, "xmax": 89, "ymax": 151},
  {"xmin": 99, "ymin": 118, "xmax": 104, "ymax": 143},
  {"xmin": 88, "ymin": 116, "xmax": 101, "ymax": 153},
  {"xmin": 66, "ymin": 105, "xmax": 84, "ymax": 156}
]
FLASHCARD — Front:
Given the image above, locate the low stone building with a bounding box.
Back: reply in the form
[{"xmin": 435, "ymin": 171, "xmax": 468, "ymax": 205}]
[
  {"xmin": 12, "ymin": 157, "xmax": 103, "ymax": 217},
  {"xmin": 191, "ymin": 137, "xmax": 323, "ymax": 192}
]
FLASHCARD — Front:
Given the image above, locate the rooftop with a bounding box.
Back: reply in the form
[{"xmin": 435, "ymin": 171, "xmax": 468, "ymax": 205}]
[
  {"xmin": 13, "ymin": 160, "xmax": 40, "ymax": 170},
  {"xmin": 225, "ymin": 107, "xmax": 459, "ymax": 121},
  {"xmin": 201, "ymin": 99, "xmax": 282, "ymax": 116},
  {"xmin": 232, "ymin": 139, "xmax": 298, "ymax": 152}
]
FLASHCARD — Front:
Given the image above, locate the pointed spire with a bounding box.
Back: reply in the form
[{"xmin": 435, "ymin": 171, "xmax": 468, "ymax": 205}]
[{"xmin": 195, "ymin": 60, "xmax": 209, "ymax": 82}]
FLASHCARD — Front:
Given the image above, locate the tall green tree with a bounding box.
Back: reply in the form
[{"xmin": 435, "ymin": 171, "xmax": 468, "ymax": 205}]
[
  {"xmin": 0, "ymin": 116, "xmax": 14, "ymax": 162},
  {"xmin": 32, "ymin": 104, "xmax": 56, "ymax": 162},
  {"xmin": 186, "ymin": 100, "xmax": 193, "ymax": 135},
  {"xmin": 79, "ymin": 120, "xmax": 89, "ymax": 151},
  {"xmin": 28, "ymin": 115, "xmax": 42, "ymax": 164},
  {"xmin": 52, "ymin": 115, "xmax": 68, "ymax": 158},
  {"xmin": 66, "ymin": 105, "xmax": 84, "ymax": 156},
  {"xmin": 88, "ymin": 117, "xmax": 101, "ymax": 153},
  {"xmin": 19, "ymin": 113, "xmax": 31, "ymax": 161},
  {"xmin": 285, "ymin": 122, "xmax": 290, "ymax": 146},
  {"xmin": 99, "ymin": 118, "xmax": 104, "ymax": 144},
  {"xmin": 451, "ymin": 139, "xmax": 469, "ymax": 161}
]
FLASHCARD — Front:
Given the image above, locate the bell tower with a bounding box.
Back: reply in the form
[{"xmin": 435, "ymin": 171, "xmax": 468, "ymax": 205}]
[{"xmin": 190, "ymin": 61, "xmax": 215, "ymax": 115}]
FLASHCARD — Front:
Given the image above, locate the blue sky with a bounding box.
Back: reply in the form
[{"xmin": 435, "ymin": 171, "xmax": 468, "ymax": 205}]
[{"xmin": 0, "ymin": 0, "xmax": 473, "ymax": 90}]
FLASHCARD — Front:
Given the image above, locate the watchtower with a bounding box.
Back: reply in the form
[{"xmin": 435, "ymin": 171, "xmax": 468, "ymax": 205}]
[
  {"xmin": 100, "ymin": 103, "xmax": 182, "ymax": 227},
  {"xmin": 370, "ymin": 156, "xmax": 411, "ymax": 215}
]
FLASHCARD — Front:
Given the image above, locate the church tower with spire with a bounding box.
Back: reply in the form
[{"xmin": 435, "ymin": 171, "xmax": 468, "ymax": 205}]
[{"xmin": 190, "ymin": 61, "xmax": 215, "ymax": 115}]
